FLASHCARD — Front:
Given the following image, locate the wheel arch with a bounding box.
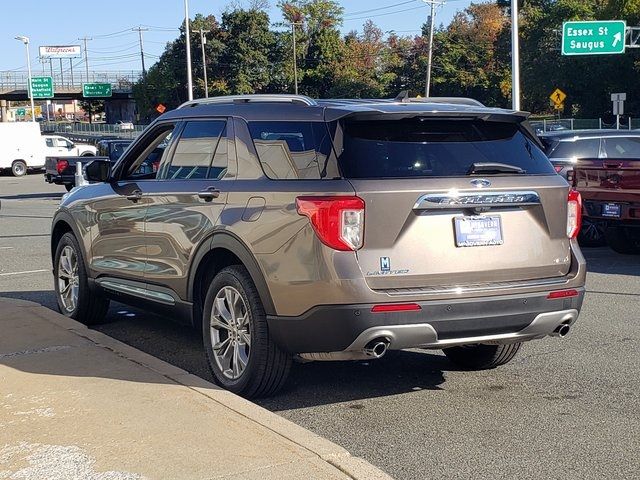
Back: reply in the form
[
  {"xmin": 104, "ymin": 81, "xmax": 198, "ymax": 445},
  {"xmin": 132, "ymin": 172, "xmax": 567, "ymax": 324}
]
[
  {"xmin": 51, "ymin": 212, "xmax": 87, "ymax": 268},
  {"xmin": 189, "ymin": 232, "xmax": 275, "ymax": 327}
]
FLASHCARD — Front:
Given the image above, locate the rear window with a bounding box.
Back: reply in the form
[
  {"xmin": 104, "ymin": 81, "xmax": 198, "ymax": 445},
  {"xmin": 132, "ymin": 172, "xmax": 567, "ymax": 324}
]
[
  {"xmin": 602, "ymin": 137, "xmax": 640, "ymax": 159},
  {"xmin": 548, "ymin": 138, "xmax": 600, "ymax": 159},
  {"xmin": 337, "ymin": 118, "xmax": 555, "ymax": 178}
]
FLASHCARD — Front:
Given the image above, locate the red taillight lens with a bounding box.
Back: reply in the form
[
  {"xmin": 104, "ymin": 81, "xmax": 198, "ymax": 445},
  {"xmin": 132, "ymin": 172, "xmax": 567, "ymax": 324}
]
[
  {"xmin": 567, "ymin": 189, "xmax": 582, "ymax": 239},
  {"xmin": 547, "ymin": 289, "xmax": 579, "ymax": 299},
  {"xmin": 371, "ymin": 303, "xmax": 422, "ymax": 313},
  {"xmin": 56, "ymin": 159, "xmax": 69, "ymax": 174},
  {"xmin": 296, "ymin": 196, "xmax": 365, "ymax": 251}
]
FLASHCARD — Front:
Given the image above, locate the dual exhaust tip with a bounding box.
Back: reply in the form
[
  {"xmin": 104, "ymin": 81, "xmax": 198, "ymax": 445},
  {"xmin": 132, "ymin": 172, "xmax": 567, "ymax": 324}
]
[{"xmin": 363, "ymin": 338, "xmax": 390, "ymax": 359}]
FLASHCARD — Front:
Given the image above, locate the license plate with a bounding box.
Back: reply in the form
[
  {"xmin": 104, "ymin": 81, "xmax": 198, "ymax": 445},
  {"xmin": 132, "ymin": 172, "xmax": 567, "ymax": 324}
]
[
  {"xmin": 601, "ymin": 203, "xmax": 621, "ymax": 218},
  {"xmin": 454, "ymin": 216, "xmax": 503, "ymax": 247}
]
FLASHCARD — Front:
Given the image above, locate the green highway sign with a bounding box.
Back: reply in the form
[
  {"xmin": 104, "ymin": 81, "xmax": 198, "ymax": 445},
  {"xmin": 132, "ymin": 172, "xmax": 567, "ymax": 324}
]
[
  {"xmin": 562, "ymin": 20, "xmax": 626, "ymax": 56},
  {"xmin": 17, "ymin": 108, "xmax": 26, "ymax": 116},
  {"xmin": 30, "ymin": 76, "xmax": 54, "ymax": 98},
  {"xmin": 82, "ymin": 83, "xmax": 113, "ymax": 97}
]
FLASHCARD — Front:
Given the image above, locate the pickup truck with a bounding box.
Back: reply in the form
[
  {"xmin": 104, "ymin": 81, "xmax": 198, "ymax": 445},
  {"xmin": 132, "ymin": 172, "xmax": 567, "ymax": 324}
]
[
  {"xmin": 44, "ymin": 139, "xmax": 133, "ymax": 191},
  {"xmin": 572, "ymin": 158, "xmax": 640, "ymax": 254},
  {"xmin": 43, "ymin": 135, "xmax": 97, "ymax": 157}
]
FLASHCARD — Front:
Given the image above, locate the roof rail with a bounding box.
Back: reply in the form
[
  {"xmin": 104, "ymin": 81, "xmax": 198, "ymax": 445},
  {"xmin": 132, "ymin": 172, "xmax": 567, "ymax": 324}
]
[{"xmin": 178, "ymin": 94, "xmax": 317, "ymax": 109}]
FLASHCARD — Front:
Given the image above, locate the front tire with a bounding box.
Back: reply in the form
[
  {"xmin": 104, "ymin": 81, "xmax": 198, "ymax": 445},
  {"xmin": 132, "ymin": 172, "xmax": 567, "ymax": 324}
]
[
  {"xmin": 202, "ymin": 265, "xmax": 291, "ymax": 398},
  {"xmin": 443, "ymin": 343, "xmax": 522, "ymax": 370},
  {"xmin": 11, "ymin": 160, "xmax": 27, "ymax": 177},
  {"xmin": 53, "ymin": 232, "xmax": 110, "ymax": 324}
]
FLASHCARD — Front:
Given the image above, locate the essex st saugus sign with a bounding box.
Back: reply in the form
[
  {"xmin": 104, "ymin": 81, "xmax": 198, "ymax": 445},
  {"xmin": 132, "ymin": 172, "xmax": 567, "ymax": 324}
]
[{"xmin": 562, "ymin": 20, "xmax": 626, "ymax": 56}]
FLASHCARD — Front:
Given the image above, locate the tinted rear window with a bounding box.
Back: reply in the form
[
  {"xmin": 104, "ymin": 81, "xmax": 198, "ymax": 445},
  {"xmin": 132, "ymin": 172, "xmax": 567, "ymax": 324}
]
[
  {"xmin": 548, "ymin": 139, "xmax": 600, "ymax": 159},
  {"xmin": 337, "ymin": 118, "xmax": 555, "ymax": 178}
]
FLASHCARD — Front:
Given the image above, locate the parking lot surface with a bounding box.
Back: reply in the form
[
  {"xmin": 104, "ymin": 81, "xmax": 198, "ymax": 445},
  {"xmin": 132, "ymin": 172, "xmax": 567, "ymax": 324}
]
[{"xmin": 1, "ymin": 173, "xmax": 639, "ymax": 479}]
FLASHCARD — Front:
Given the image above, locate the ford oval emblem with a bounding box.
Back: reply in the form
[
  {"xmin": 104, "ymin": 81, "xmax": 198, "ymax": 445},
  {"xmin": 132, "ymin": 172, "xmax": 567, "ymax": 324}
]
[{"xmin": 470, "ymin": 179, "xmax": 491, "ymax": 188}]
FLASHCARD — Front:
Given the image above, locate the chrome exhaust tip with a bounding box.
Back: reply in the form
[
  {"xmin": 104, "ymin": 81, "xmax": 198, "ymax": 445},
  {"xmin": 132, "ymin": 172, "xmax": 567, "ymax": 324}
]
[
  {"xmin": 552, "ymin": 324, "xmax": 571, "ymax": 338},
  {"xmin": 363, "ymin": 339, "xmax": 389, "ymax": 359}
]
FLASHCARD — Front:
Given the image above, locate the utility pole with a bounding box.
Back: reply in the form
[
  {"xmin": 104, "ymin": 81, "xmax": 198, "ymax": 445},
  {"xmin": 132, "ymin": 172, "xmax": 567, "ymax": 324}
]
[
  {"xmin": 289, "ymin": 22, "xmax": 303, "ymax": 95},
  {"xmin": 184, "ymin": 0, "xmax": 193, "ymax": 100},
  {"xmin": 78, "ymin": 36, "xmax": 92, "ymax": 83},
  {"xmin": 423, "ymin": 0, "xmax": 444, "ymax": 97},
  {"xmin": 199, "ymin": 28, "xmax": 208, "ymax": 98},
  {"xmin": 511, "ymin": 0, "xmax": 520, "ymax": 110},
  {"xmin": 133, "ymin": 26, "xmax": 149, "ymax": 77}
]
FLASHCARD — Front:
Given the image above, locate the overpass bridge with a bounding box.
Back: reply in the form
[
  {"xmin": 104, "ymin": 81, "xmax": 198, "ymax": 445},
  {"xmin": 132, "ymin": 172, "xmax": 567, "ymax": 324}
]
[{"xmin": 0, "ymin": 70, "xmax": 141, "ymax": 122}]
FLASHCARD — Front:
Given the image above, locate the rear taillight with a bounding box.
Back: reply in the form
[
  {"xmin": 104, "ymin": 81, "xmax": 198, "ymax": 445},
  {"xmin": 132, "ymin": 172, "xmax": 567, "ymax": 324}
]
[
  {"xmin": 567, "ymin": 189, "xmax": 582, "ymax": 239},
  {"xmin": 296, "ymin": 196, "xmax": 365, "ymax": 251},
  {"xmin": 371, "ymin": 303, "xmax": 422, "ymax": 313},
  {"xmin": 56, "ymin": 159, "xmax": 69, "ymax": 174}
]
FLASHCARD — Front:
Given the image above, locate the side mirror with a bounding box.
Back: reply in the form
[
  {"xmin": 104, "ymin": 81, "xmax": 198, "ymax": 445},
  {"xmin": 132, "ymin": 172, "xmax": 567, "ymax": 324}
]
[{"xmin": 84, "ymin": 159, "xmax": 111, "ymax": 183}]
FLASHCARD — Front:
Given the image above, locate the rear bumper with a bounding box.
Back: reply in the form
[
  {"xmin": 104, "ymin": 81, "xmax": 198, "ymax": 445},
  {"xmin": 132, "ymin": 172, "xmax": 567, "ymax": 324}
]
[{"xmin": 267, "ymin": 289, "xmax": 585, "ymax": 354}]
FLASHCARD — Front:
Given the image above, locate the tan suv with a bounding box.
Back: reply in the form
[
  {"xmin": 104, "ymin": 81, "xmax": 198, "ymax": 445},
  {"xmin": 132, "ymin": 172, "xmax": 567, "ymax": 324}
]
[{"xmin": 51, "ymin": 95, "xmax": 586, "ymax": 398}]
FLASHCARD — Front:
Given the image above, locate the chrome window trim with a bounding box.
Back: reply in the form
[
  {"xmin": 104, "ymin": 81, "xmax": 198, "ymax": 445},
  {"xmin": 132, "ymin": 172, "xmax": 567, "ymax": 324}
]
[{"xmin": 413, "ymin": 190, "xmax": 541, "ymax": 210}]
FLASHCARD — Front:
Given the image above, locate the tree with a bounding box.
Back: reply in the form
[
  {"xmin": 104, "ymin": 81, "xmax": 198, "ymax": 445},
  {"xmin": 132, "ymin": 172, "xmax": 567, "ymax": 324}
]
[{"xmin": 78, "ymin": 99, "xmax": 104, "ymax": 123}]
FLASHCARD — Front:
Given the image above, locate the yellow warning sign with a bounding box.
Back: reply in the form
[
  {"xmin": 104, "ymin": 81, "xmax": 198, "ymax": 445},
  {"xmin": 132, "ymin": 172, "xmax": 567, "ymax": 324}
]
[{"xmin": 550, "ymin": 88, "xmax": 566, "ymax": 106}]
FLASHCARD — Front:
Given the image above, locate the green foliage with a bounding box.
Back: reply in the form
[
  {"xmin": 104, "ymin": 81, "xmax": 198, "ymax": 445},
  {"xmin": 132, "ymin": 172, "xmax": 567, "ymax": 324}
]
[{"xmin": 133, "ymin": 0, "xmax": 640, "ymax": 120}]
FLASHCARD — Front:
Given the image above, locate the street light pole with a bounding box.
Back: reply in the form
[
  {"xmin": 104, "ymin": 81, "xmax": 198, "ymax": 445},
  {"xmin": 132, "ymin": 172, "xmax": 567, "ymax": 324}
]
[
  {"xmin": 184, "ymin": 0, "xmax": 193, "ymax": 100},
  {"xmin": 290, "ymin": 23, "xmax": 302, "ymax": 95},
  {"xmin": 511, "ymin": 0, "xmax": 520, "ymax": 110},
  {"xmin": 15, "ymin": 36, "xmax": 35, "ymax": 122},
  {"xmin": 423, "ymin": 0, "xmax": 443, "ymax": 97},
  {"xmin": 199, "ymin": 28, "xmax": 208, "ymax": 98}
]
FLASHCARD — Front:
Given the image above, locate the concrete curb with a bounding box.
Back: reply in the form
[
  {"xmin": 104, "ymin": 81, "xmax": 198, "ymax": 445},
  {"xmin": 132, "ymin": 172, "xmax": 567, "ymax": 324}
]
[{"xmin": 1, "ymin": 298, "xmax": 393, "ymax": 480}]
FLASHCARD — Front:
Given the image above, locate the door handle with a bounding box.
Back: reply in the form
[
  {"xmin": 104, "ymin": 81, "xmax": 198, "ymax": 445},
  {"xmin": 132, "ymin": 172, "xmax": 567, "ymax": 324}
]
[
  {"xmin": 126, "ymin": 190, "xmax": 143, "ymax": 202},
  {"xmin": 197, "ymin": 187, "xmax": 221, "ymax": 201}
]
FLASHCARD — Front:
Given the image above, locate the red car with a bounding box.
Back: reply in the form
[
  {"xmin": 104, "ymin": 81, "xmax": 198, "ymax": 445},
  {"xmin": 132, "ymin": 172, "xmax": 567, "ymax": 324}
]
[{"xmin": 572, "ymin": 158, "xmax": 640, "ymax": 254}]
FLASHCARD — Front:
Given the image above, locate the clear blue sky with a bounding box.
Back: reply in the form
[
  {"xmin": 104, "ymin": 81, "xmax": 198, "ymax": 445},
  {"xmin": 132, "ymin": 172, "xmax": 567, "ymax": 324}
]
[{"xmin": 2, "ymin": 0, "xmax": 483, "ymax": 72}]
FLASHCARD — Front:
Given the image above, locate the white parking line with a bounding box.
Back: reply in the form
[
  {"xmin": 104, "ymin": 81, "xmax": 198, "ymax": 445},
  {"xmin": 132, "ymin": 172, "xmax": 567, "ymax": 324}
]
[
  {"xmin": 0, "ymin": 269, "xmax": 49, "ymax": 277},
  {"xmin": 0, "ymin": 246, "xmax": 14, "ymax": 250}
]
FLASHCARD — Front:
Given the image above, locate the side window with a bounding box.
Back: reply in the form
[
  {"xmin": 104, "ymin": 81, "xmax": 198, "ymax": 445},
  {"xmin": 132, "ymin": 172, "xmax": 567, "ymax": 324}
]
[
  {"xmin": 549, "ymin": 139, "xmax": 600, "ymax": 159},
  {"xmin": 247, "ymin": 121, "xmax": 336, "ymax": 179},
  {"xmin": 160, "ymin": 121, "xmax": 227, "ymax": 180},
  {"xmin": 121, "ymin": 125, "xmax": 176, "ymax": 180},
  {"xmin": 45, "ymin": 138, "xmax": 54, "ymax": 148},
  {"xmin": 603, "ymin": 137, "xmax": 640, "ymax": 158}
]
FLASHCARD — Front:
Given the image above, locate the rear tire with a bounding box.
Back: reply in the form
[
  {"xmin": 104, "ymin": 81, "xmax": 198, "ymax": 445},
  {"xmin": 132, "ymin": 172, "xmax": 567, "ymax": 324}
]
[
  {"xmin": 202, "ymin": 265, "xmax": 291, "ymax": 398},
  {"xmin": 443, "ymin": 343, "xmax": 522, "ymax": 370},
  {"xmin": 64, "ymin": 183, "xmax": 74, "ymax": 192},
  {"xmin": 605, "ymin": 227, "xmax": 640, "ymax": 255},
  {"xmin": 53, "ymin": 232, "xmax": 110, "ymax": 324},
  {"xmin": 578, "ymin": 218, "xmax": 607, "ymax": 247},
  {"xmin": 11, "ymin": 160, "xmax": 27, "ymax": 177}
]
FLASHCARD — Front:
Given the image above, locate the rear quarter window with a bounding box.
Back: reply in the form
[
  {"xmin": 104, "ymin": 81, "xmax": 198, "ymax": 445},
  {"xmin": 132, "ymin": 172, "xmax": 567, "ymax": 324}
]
[
  {"xmin": 548, "ymin": 138, "xmax": 600, "ymax": 159},
  {"xmin": 336, "ymin": 118, "xmax": 555, "ymax": 178}
]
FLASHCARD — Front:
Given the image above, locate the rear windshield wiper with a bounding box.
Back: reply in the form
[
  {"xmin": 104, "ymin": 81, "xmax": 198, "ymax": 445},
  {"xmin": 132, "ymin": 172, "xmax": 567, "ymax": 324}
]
[{"xmin": 467, "ymin": 162, "xmax": 526, "ymax": 175}]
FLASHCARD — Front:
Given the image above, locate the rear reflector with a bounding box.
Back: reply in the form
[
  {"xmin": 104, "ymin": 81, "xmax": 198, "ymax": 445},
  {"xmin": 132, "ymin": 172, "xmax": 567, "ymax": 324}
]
[
  {"xmin": 371, "ymin": 303, "xmax": 422, "ymax": 313},
  {"xmin": 547, "ymin": 289, "xmax": 579, "ymax": 299},
  {"xmin": 553, "ymin": 165, "xmax": 564, "ymax": 174}
]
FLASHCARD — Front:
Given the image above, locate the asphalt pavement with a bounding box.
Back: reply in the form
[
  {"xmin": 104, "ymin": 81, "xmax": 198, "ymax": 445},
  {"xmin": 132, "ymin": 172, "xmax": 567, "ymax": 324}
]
[{"xmin": 1, "ymin": 172, "xmax": 639, "ymax": 479}]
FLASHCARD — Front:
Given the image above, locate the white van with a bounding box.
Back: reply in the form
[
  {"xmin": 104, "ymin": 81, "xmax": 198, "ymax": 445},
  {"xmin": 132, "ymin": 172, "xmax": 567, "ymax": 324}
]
[{"xmin": 0, "ymin": 122, "xmax": 47, "ymax": 176}]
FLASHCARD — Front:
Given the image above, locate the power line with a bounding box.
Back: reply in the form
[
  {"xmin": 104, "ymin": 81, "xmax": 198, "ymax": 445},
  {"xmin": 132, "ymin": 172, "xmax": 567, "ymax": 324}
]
[
  {"xmin": 344, "ymin": 0, "xmax": 418, "ymax": 17},
  {"xmin": 343, "ymin": 4, "xmax": 427, "ymax": 22}
]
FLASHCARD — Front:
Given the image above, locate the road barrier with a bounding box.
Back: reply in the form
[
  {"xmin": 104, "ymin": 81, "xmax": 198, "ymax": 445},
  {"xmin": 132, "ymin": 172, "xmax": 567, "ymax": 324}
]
[{"xmin": 531, "ymin": 118, "xmax": 640, "ymax": 133}]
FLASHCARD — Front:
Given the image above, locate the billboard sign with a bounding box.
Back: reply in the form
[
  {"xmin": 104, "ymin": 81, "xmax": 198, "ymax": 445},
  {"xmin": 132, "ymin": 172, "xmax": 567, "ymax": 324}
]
[{"xmin": 39, "ymin": 45, "xmax": 82, "ymax": 59}]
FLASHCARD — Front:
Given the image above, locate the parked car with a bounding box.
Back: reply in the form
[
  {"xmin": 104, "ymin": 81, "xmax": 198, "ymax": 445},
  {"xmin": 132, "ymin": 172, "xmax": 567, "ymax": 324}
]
[
  {"xmin": 50, "ymin": 94, "xmax": 586, "ymax": 398},
  {"xmin": 572, "ymin": 158, "xmax": 640, "ymax": 254},
  {"xmin": 45, "ymin": 139, "xmax": 141, "ymax": 191},
  {"xmin": 0, "ymin": 122, "xmax": 47, "ymax": 176},
  {"xmin": 43, "ymin": 135, "xmax": 97, "ymax": 157},
  {"xmin": 115, "ymin": 120, "xmax": 134, "ymax": 131},
  {"xmin": 540, "ymin": 130, "xmax": 640, "ymax": 246}
]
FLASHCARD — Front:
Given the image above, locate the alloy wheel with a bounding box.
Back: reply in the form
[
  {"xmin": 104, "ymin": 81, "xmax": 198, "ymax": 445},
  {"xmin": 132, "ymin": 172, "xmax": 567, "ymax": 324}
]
[
  {"xmin": 57, "ymin": 246, "xmax": 79, "ymax": 313},
  {"xmin": 210, "ymin": 286, "xmax": 251, "ymax": 380}
]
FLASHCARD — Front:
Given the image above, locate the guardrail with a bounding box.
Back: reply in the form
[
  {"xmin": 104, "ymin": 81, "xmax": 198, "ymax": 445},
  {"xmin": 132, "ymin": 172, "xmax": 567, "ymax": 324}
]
[
  {"xmin": 40, "ymin": 122, "xmax": 145, "ymax": 139},
  {"xmin": 531, "ymin": 118, "xmax": 640, "ymax": 133}
]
